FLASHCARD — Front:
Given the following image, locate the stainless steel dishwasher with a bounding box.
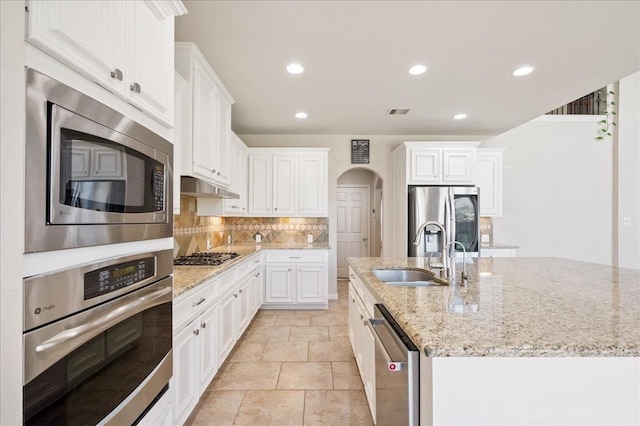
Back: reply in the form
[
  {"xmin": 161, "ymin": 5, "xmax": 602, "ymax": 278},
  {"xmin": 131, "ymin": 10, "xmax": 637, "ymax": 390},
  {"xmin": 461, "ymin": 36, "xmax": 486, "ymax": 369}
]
[{"xmin": 368, "ymin": 304, "xmax": 420, "ymax": 425}]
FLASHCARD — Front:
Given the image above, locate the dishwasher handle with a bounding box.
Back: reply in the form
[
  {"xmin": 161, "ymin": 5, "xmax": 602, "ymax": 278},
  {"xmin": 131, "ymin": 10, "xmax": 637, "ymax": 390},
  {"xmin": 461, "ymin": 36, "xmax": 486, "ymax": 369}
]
[{"xmin": 367, "ymin": 318, "xmax": 405, "ymax": 372}]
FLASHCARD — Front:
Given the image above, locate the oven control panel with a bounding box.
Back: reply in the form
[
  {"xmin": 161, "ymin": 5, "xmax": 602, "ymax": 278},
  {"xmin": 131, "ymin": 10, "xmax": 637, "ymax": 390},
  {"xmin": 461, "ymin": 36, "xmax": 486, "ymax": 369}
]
[{"xmin": 84, "ymin": 257, "xmax": 155, "ymax": 300}]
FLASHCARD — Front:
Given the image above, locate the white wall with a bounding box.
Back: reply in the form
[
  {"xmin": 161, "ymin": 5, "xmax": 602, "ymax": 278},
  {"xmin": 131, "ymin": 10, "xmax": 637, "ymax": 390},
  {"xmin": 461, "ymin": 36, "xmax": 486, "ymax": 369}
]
[
  {"xmin": 240, "ymin": 135, "xmax": 483, "ymax": 296},
  {"xmin": 480, "ymin": 72, "xmax": 640, "ymax": 267},
  {"xmin": 1, "ymin": 1, "xmax": 25, "ymax": 424},
  {"xmin": 482, "ymin": 117, "xmax": 614, "ymax": 264},
  {"xmin": 615, "ymin": 72, "xmax": 640, "ymax": 269}
]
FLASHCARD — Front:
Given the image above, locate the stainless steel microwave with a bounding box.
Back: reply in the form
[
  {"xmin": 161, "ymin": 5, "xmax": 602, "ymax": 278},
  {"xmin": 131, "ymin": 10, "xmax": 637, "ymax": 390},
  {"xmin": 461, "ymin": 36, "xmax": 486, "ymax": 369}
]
[{"xmin": 25, "ymin": 69, "xmax": 173, "ymax": 253}]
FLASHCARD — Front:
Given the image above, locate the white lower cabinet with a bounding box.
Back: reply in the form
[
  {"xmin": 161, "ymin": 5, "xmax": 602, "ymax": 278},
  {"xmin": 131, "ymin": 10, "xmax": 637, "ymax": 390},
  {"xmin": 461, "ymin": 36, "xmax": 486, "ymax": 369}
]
[
  {"xmin": 173, "ymin": 299, "xmax": 218, "ymax": 426},
  {"xmin": 348, "ymin": 269, "xmax": 376, "ymax": 423},
  {"xmin": 172, "ymin": 253, "xmax": 263, "ymax": 425},
  {"xmin": 263, "ymin": 250, "xmax": 328, "ymax": 309}
]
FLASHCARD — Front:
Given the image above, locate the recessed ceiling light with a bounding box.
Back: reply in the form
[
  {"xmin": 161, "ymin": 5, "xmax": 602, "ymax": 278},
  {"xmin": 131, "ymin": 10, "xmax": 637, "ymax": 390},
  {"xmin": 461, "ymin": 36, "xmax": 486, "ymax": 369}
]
[
  {"xmin": 295, "ymin": 112, "xmax": 307, "ymax": 119},
  {"xmin": 286, "ymin": 63, "xmax": 304, "ymax": 74},
  {"xmin": 512, "ymin": 66, "xmax": 534, "ymax": 77},
  {"xmin": 453, "ymin": 113, "xmax": 467, "ymax": 120},
  {"xmin": 408, "ymin": 65, "xmax": 427, "ymax": 75}
]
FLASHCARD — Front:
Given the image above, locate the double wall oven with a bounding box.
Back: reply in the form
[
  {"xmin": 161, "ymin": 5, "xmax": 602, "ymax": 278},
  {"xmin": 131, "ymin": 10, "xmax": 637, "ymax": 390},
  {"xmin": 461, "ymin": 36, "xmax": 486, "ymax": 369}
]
[{"xmin": 23, "ymin": 69, "xmax": 174, "ymax": 425}]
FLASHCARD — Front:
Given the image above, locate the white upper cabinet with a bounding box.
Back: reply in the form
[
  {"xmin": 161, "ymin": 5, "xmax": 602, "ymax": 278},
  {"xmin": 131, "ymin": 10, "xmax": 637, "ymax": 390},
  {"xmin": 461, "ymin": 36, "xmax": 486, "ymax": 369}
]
[
  {"xmin": 175, "ymin": 42, "xmax": 235, "ymax": 188},
  {"xmin": 404, "ymin": 142, "xmax": 479, "ymax": 185},
  {"xmin": 247, "ymin": 148, "xmax": 329, "ymax": 217},
  {"xmin": 298, "ymin": 153, "xmax": 328, "ymax": 216},
  {"xmin": 476, "ymin": 149, "xmax": 505, "ymax": 217},
  {"xmin": 26, "ymin": 0, "xmax": 185, "ymax": 126}
]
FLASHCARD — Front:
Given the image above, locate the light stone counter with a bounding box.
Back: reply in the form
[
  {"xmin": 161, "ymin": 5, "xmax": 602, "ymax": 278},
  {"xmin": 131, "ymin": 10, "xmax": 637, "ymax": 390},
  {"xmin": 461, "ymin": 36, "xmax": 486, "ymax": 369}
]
[
  {"xmin": 348, "ymin": 256, "xmax": 640, "ymax": 357},
  {"xmin": 174, "ymin": 243, "xmax": 330, "ymax": 297}
]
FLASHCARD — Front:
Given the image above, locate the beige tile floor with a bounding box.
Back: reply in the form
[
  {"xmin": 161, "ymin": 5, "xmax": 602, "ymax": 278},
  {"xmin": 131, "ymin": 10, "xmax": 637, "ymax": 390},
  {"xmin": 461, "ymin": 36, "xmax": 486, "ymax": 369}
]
[{"xmin": 185, "ymin": 280, "xmax": 374, "ymax": 426}]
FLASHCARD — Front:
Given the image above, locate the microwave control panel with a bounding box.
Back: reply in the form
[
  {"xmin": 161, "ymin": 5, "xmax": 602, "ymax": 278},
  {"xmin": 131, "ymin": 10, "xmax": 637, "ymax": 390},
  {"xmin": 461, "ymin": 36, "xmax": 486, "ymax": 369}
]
[
  {"xmin": 84, "ymin": 257, "xmax": 155, "ymax": 300},
  {"xmin": 153, "ymin": 165, "xmax": 164, "ymax": 211}
]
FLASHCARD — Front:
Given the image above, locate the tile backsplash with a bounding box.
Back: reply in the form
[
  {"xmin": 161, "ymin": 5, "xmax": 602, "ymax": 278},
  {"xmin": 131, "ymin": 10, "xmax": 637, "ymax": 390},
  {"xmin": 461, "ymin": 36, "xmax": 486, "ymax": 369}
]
[{"xmin": 174, "ymin": 196, "xmax": 328, "ymax": 257}]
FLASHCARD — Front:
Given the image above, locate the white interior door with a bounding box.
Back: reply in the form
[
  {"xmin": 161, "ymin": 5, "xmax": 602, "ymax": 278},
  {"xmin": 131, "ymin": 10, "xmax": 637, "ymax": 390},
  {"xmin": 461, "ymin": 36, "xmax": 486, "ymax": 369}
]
[{"xmin": 337, "ymin": 186, "xmax": 369, "ymax": 278}]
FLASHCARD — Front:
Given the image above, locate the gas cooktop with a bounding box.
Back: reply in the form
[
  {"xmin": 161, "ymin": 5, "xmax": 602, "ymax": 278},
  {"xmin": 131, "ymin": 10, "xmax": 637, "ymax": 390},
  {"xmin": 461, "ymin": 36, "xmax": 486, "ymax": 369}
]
[{"xmin": 173, "ymin": 252, "xmax": 240, "ymax": 266}]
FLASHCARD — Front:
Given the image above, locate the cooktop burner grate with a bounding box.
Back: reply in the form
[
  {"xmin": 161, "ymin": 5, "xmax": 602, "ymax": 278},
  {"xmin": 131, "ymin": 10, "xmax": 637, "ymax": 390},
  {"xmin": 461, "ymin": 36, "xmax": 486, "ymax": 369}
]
[{"xmin": 173, "ymin": 252, "xmax": 240, "ymax": 266}]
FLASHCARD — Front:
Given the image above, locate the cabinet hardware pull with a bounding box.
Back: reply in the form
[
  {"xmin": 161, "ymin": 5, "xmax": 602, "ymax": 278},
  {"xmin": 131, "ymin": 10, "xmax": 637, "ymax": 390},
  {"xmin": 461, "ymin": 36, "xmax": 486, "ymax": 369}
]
[
  {"xmin": 129, "ymin": 82, "xmax": 141, "ymax": 93},
  {"xmin": 349, "ymin": 274, "xmax": 355, "ymax": 278},
  {"xmin": 239, "ymin": 289, "xmax": 243, "ymax": 293},
  {"xmin": 192, "ymin": 297, "xmax": 206, "ymax": 307},
  {"xmin": 363, "ymin": 320, "xmax": 368, "ymax": 326},
  {"xmin": 352, "ymin": 298, "xmax": 355, "ymax": 303},
  {"xmin": 234, "ymin": 293, "xmax": 238, "ymax": 298},
  {"xmin": 255, "ymin": 260, "xmax": 260, "ymax": 263},
  {"xmin": 274, "ymin": 208, "xmax": 278, "ymax": 211},
  {"xmin": 193, "ymin": 329, "xmax": 199, "ymax": 336},
  {"xmin": 289, "ymin": 256, "xmax": 301, "ymax": 259},
  {"xmin": 110, "ymin": 68, "xmax": 123, "ymax": 81},
  {"xmin": 201, "ymin": 323, "xmax": 206, "ymax": 328},
  {"xmin": 288, "ymin": 268, "xmax": 292, "ymax": 272},
  {"xmin": 360, "ymin": 314, "xmax": 364, "ymax": 320}
]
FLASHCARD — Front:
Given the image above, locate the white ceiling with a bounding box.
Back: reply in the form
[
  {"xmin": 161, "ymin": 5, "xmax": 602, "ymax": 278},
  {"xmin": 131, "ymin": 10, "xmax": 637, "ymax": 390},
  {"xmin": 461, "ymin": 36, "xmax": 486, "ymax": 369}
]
[{"xmin": 176, "ymin": 1, "xmax": 640, "ymax": 137}]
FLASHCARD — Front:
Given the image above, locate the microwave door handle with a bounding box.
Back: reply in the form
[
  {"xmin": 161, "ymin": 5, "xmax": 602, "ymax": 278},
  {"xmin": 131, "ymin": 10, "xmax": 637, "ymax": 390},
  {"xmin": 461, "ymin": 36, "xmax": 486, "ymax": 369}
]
[{"xmin": 34, "ymin": 286, "xmax": 171, "ymax": 353}]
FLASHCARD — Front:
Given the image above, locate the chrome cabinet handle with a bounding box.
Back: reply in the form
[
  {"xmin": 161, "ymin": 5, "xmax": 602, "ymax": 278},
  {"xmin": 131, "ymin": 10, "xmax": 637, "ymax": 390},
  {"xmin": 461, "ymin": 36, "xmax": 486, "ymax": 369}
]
[
  {"xmin": 360, "ymin": 314, "xmax": 364, "ymax": 320},
  {"xmin": 254, "ymin": 260, "xmax": 260, "ymax": 264},
  {"xmin": 234, "ymin": 293, "xmax": 238, "ymax": 298},
  {"xmin": 110, "ymin": 68, "xmax": 123, "ymax": 81},
  {"xmin": 193, "ymin": 329, "xmax": 200, "ymax": 336},
  {"xmin": 130, "ymin": 82, "xmax": 141, "ymax": 93},
  {"xmin": 274, "ymin": 208, "xmax": 278, "ymax": 211},
  {"xmin": 289, "ymin": 256, "xmax": 301, "ymax": 259},
  {"xmin": 192, "ymin": 297, "xmax": 206, "ymax": 307},
  {"xmin": 35, "ymin": 286, "xmax": 171, "ymax": 353},
  {"xmin": 362, "ymin": 238, "xmax": 368, "ymax": 242},
  {"xmin": 288, "ymin": 268, "xmax": 292, "ymax": 272},
  {"xmin": 201, "ymin": 322, "xmax": 206, "ymax": 329},
  {"xmin": 239, "ymin": 289, "xmax": 243, "ymax": 293}
]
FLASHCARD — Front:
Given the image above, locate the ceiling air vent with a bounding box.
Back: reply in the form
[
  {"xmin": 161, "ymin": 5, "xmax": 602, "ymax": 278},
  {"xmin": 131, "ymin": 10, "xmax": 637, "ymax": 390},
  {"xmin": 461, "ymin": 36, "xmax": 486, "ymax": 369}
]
[{"xmin": 387, "ymin": 108, "xmax": 410, "ymax": 115}]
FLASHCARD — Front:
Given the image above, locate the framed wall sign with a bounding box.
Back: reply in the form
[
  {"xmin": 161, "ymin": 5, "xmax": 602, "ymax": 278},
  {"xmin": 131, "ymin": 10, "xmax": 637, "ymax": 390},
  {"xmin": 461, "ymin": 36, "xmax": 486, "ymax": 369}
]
[{"xmin": 351, "ymin": 139, "xmax": 369, "ymax": 164}]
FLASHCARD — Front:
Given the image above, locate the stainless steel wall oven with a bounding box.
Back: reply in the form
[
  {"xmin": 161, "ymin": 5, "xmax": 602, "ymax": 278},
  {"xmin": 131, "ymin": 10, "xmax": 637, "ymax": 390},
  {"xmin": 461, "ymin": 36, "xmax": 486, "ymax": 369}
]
[
  {"xmin": 23, "ymin": 250, "xmax": 173, "ymax": 425},
  {"xmin": 25, "ymin": 68, "xmax": 173, "ymax": 253}
]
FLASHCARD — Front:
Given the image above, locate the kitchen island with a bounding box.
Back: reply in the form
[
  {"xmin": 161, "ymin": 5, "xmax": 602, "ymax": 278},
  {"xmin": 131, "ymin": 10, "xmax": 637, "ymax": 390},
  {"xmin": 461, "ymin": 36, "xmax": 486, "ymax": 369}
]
[{"xmin": 348, "ymin": 257, "xmax": 640, "ymax": 425}]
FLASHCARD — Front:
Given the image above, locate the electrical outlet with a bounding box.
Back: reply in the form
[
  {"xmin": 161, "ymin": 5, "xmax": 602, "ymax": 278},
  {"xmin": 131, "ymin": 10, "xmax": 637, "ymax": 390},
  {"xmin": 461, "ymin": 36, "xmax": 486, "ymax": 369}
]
[
  {"xmin": 307, "ymin": 234, "xmax": 313, "ymax": 243},
  {"xmin": 255, "ymin": 234, "xmax": 262, "ymax": 243},
  {"xmin": 206, "ymin": 238, "xmax": 212, "ymax": 250}
]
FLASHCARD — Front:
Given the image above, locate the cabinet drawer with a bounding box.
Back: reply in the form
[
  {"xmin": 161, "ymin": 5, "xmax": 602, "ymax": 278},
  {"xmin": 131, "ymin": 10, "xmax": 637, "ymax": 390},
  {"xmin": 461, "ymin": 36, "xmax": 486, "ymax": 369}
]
[
  {"xmin": 237, "ymin": 253, "xmax": 264, "ymax": 277},
  {"xmin": 266, "ymin": 250, "xmax": 327, "ymax": 263},
  {"xmin": 173, "ymin": 279, "xmax": 218, "ymax": 327}
]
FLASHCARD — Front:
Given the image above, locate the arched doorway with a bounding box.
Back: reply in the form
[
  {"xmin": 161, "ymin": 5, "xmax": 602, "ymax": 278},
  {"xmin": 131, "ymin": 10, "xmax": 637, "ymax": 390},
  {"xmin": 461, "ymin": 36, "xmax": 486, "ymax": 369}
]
[{"xmin": 336, "ymin": 168, "xmax": 383, "ymax": 278}]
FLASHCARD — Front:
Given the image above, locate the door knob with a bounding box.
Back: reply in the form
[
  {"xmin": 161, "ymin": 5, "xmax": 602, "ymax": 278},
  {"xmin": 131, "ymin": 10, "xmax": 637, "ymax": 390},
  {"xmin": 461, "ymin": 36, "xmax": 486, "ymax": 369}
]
[{"xmin": 362, "ymin": 238, "xmax": 368, "ymax": 242}]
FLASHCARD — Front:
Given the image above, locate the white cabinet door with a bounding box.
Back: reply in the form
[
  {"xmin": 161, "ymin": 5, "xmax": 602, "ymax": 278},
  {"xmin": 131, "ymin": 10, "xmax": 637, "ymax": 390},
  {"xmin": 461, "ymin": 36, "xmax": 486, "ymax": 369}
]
[
  {"xmin": 125, "ymin": 1, "xmax": 174, "ymax": 125},
  {"xmin": 248, "ymin": 153, "xmax": 273, "ymax": 215},
  {"xmin": 215, "ymin": 92, "xmax": 232, "ymax": 187},
  {"xmin": 237, "ymin": 276, "xmax": 252, "ymax": 335},
  {"xmin": 198, "ymin": 303, "xmax": 219, "ymax": 395},
  {"xmin": 296, "ymin": 265, "xmax": 325, "ymax": 304},
  {"xmin": 27, "ymin": 1, "xmax": 125, "ymax": 95},
  {"xmin": 173, "ymin": 320, "xmax": 199, "ymax": 426},
  {"xmin": 218, "ymin": 289, "xmax": 238, "ymax": 364},
  {"xmin": 191, "ymin": 57, "xmax": 219, "ymax": 182},
  {"xmin": 476, "ymin": 150, "xmax": 504, "ymax": 217},
  {"xmin": 348, "ymin": 284, "xmax": 358, "ymax": 353},
  {"xmin": 265, "ymin": 264, "xmax": 295, "ymax": 303},
  {"xmin": 251, "ymin": 268, "xmax": 264, "ymax": 313},
  {"xmin": 443, "ymin": 149, "xmax": 475, "ymax": 183},
  {"xmin": 272, "ymin": 154, "xmax": 297, "ymax": 215},
  {"xmin": 410, "ymin": 149, "xmax": 441, "ymax": 183},
  {"xmin": 299, "ymin": 153, "xmax": 327, "ymax": 216}
]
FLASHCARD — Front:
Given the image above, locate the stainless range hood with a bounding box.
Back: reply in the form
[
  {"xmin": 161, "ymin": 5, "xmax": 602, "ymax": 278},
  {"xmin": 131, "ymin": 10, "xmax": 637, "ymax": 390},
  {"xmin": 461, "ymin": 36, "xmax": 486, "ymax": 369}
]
[{"xmin": 180, "ymin": 176, "xmax": 240, "ymax": 199}]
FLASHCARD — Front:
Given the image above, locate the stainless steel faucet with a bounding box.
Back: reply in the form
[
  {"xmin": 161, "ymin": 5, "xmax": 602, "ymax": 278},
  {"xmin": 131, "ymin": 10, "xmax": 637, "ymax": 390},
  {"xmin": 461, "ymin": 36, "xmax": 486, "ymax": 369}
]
[
  {"xmin": 413, "ymin": 221, "xmax": 448, "ymax": 275},
  {"xmin": 447, "ymin": 240, "xmax": 468, "ymax": 282}
]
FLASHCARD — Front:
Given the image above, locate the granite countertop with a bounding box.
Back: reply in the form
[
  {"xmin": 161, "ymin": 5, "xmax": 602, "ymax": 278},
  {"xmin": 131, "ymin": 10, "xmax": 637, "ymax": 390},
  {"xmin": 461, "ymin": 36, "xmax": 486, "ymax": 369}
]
[
  {"xmin": 348, "ymin": 257, "xmax": 640, "ymax": 357},
  {"xmin": 173, "ymin": 243, "xmax": 330, "ymax": 297},
  {"xmin": 481, "ymin": 244, "xmax": 519, "ymax": 249}
]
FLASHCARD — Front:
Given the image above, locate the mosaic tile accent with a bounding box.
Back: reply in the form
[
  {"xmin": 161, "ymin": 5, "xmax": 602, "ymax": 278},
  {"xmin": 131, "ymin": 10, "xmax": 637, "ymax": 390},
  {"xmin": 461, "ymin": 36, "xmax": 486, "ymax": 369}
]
[{"xmin": 174, "ymin": 196, "xmax": 329, "ymax": 256}]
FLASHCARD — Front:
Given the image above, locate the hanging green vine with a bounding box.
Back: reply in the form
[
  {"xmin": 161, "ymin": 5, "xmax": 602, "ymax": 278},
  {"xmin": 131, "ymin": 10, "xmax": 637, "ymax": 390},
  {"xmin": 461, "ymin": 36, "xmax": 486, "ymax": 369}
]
[{"xmin": 596, "ymin": 89, "xmax": 616, "ymax": 140}]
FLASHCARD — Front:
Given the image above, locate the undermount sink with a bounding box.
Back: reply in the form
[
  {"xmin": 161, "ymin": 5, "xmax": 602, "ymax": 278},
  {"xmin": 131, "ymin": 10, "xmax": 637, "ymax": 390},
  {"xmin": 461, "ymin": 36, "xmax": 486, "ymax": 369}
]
[{"xmin": 371, "ymin": 269, "xmax": 448, "ymax": 287}]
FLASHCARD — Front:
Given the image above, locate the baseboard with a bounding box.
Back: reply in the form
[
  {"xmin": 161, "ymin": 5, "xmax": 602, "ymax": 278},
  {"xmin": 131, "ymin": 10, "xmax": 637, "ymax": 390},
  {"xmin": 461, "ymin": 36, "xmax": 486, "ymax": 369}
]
[{"xmin": 328, "ymin": 293, "xmax": 338, "ymax": 300}]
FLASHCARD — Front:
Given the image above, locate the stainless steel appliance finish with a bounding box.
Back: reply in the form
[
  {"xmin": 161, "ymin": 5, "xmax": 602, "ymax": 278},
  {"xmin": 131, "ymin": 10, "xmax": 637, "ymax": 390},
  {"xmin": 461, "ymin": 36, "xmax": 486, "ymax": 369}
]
[
  {"xmin": 24, "ymin": 68, "xmax": 173, "ymax": 253},
  {"xmin": 368, "ymin": 304, "xmax": 420, "ymax": 426},
  {"xmin": 181, "ymin": 176, "xmax": 240, "ymax": 199},
  {"xmin": 408, "ymin": 186, "xmax": 480, "ymax": 257},
  {"xmin": 23, "ymin": 250, "xmax": 173, "ymax": 425},
  {"xmin": 174, "ymin": 251, "xmax": 240, "ymax": 266}
]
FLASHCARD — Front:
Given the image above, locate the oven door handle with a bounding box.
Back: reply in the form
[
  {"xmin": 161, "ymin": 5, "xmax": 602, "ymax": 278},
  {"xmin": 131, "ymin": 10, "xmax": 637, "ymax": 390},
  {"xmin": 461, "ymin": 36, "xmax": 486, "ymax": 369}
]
[
  {"xmin": 35, "ymin": 286, "xmax": 172, "ymax": 353},
  {"xmin": 367, "ymin": 318, "xmax": 405, "ymax": 372}
]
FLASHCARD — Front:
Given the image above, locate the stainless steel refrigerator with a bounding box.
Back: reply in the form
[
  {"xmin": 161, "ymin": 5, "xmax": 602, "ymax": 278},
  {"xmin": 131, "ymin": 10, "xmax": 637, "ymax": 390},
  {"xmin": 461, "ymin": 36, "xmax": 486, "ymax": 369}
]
[{"xmin": 408, "ymin": 186, "xmax": 480, "ymax": 257}]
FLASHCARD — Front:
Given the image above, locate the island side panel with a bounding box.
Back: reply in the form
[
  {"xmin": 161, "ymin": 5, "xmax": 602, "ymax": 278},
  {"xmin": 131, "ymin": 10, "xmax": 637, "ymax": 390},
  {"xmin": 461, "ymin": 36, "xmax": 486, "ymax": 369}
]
[{"xmin": 420, "ymin": 354, "xmax": 640, "ymax": 425}]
